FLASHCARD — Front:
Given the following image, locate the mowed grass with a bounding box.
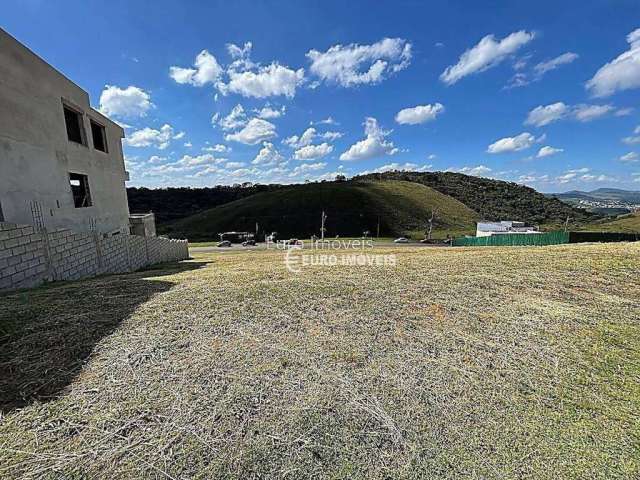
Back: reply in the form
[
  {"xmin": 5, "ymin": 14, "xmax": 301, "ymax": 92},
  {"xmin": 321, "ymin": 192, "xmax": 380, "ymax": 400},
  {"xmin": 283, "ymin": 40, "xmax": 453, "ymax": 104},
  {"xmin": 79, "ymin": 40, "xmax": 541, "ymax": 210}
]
[{"xmin": 1, "ymin": 243, "xmax": 639, "ymax": 479}]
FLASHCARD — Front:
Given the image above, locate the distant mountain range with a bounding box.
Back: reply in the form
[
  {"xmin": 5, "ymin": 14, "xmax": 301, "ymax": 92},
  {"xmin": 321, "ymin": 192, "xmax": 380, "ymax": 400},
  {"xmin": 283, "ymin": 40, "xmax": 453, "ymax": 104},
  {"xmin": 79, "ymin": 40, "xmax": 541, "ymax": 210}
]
[
  {"xmin": 549, "ymin": 188, "xmax": 640, "ymax": 203},
  {"xmin": 547, "ymin": 188, "xmax": 640, "ymax": 215}
]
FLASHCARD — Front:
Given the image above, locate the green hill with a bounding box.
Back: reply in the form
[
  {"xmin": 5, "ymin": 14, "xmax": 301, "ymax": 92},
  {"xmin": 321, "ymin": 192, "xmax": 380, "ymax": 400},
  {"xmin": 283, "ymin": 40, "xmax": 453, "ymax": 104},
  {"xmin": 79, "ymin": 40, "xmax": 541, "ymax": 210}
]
[
  {"xmin": 355, "ymin": 171, "xmax": 597, "ymax": 224},
  {"xmin": 128, "ymin": 171, "xmax": 598, "ymax": 232},
  {"xmin": 127, "ymin": 184, "xmax": 283, "ymax": 224},
  {"xmin": 578, "ymin": 212, "xmax": 640, "ymax": 233},
  {"xmin": 163, "ymin": 180, "xmax": 480, "ymax": 240}
]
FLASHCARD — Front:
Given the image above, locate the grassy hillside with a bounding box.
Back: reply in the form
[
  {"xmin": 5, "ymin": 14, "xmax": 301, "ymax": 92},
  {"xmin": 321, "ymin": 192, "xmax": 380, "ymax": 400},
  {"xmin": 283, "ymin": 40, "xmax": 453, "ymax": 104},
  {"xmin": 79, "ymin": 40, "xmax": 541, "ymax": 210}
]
[
  {"xmin": 127, "ymin": 184, "xmax": 283, "ymax": 224},
  {"xmin": 356, "ymin": 171, "xmax": 597, "ymax": 225},
  {"xmin": 578, "ymin": 212, "xmax": 640, "ymax": 233},
  {"xmin": 163, "ymin": 180, "xmax": 479, "ymax": 240},
  {"xmin": 128, "ymin": 171, "xmax": 598, "ymax": 230}
]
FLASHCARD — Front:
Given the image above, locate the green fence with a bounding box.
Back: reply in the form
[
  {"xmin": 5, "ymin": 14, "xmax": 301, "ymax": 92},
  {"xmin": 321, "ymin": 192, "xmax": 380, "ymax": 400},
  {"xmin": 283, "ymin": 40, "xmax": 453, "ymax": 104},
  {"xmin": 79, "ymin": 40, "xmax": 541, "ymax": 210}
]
[
  {"xmin": 569, "ymin": 231, "xmax": 640, "ymax": 243},
  {"xmin": 453, "ymin": 230, "xmax": 640, "ymax": 247},
  {"xmin": 452, "ymin": 231, "xmax": 569, "ymax": 247}
]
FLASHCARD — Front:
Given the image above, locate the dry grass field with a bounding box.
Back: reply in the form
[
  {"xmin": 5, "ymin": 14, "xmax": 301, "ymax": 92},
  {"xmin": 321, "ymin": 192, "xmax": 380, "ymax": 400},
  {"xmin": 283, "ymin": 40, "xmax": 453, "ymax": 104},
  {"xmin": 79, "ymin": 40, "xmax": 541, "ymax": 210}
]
[{"xmin": 1, "ymin": 243, "xmax": 639, "ymax": 479}]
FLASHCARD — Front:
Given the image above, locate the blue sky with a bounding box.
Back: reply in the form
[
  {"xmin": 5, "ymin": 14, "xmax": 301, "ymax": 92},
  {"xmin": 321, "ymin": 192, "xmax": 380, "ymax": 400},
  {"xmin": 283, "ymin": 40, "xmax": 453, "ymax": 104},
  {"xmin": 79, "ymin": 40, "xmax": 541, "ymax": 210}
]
[{"xmin": 4, "ymin": 0, "xmax": 640, "ymax": 192}]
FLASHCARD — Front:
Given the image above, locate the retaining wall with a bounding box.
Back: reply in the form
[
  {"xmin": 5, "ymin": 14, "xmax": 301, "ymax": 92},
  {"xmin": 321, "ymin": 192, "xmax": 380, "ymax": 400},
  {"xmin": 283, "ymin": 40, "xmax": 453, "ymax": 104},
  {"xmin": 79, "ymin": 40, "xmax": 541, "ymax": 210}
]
[{"xmin": 0, "ymin": 222, "xmax": 189, "ymax": 292}]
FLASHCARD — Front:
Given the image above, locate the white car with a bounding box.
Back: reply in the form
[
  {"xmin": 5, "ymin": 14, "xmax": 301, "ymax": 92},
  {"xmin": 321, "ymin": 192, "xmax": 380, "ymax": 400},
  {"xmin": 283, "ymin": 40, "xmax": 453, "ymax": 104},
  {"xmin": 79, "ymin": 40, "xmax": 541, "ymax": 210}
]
[{"xmin": 394, "ymin": 237, "xmax": 409, "ymax": 243}]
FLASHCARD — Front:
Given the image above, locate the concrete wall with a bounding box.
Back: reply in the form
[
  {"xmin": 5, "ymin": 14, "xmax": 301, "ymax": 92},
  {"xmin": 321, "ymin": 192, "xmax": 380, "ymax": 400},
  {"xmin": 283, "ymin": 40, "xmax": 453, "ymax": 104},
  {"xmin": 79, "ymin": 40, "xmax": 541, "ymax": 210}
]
[
  {"xmin": 130, "ymin": 213, "xmax": 157, "ymax": 237},
  {"xmin": 0, "ymin": 28, "xmax": 130, "ymax": 235},
  {"xmin": 0, "ymin": 221, "xmax": 189, "ymax": 292}
]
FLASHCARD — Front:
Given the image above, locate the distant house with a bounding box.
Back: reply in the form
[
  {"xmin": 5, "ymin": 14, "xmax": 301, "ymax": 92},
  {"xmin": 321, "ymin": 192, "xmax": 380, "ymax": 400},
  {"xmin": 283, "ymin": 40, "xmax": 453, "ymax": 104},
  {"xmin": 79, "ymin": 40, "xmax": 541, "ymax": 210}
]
[{"xmin": 476, "ymin": 221, "xmax": 539, "ymax": 237}]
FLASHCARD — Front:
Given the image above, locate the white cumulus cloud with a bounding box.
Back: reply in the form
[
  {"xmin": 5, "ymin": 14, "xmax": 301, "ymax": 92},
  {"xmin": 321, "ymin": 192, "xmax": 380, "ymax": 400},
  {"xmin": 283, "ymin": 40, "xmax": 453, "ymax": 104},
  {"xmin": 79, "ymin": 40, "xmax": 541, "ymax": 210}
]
[
  {"xmin": 315, "ymin": 116, "xmax": 339, "ymax": 125},
  {"xmin": 525, "ymin": 102, "xmax": 570, "ymax": 126},
  {"xmin": 225, "ymin": 161, "xmax": 246, "ymax": 169},
  {"xmin": 123, "ymin": 124, "xmax": 180, "ymax": 150},
  {"xmin": 284, "ymin": 127, "xmax": 318, "ymax": 149},
  {"xmin": 284, "ymin": 127, "xmax": 340, "ymax": 160},
  {"xmin": 620, "ymin": 152, "xmax": 639, "ymax": 163},
  {"xmin": 306, "ymin": 38, "xmax": 412, "ymax": 87},
  {"xmin": 218, "ymin": 63, "xmax": 304, "ymax": 98},
  {"xmin": 177, "ymin": 154, "xmax": 222, "ymax": 167},
  {"xmin": 289, "ymin": 162, "xmax": 327, "ymax": 177},
  {"xmin": 169, "ymin": 50, "xmax": 223, "ymax": 86},
  {"xmin": 587, "ymin": 28, "xmax": 640, "ymax": 97},
  {"xmin": 573, "ymin": 104, "xmax": 615, "ymax": 122},
  {"xmin": 321, "ymin": 131, "xmax": 343, "ymax": 141},
  {"xmin": 441, "ymin": 31, "xmax": 535, "ymax": 85},
  {"xmin": 202, "ymin": 143, "xmax": 230, "ymax": 153},
  {"xmin": 216, "ymin": 104, "xmax": 247, "ymax": 131},
  {"xmin": 359, "ymin": 162, "xmax": 430, "ymax": 175},
  {"xmin": 395, "ymin": 103, "xmax": 445, "ymax": 125},
  {"xmin": 99, "ymin": 85, "xmax": 153, "ymax": 118},
  {"xmin": 487, "ymin": 132, "xmax": 537, "ymax": 154},
  {"xmin": 339, "ymin": 117, "xmax": 398, "ymax": 161},
  {"xmin": 225, "ymin": 118, "xmax": 277, "ymax": 145},
  {"xmin": 226, "ymin": 42, "xmax": 253, "ymax": 62},
  {"xmin": 537, "ymin": 146, "xmax": 564, "ymax": 158},
  {"xmin": 622, "ymin": 125, "xmax": 640, "ymax": 145},
  {"xmin": 533, "ymin": 52, "xmax": 579, "ymax": 76},
  {"xmin": 448, "ymin": 165, "xmax": 493, "ymax": 176},
  {"xmin": 254, "ymin": 105, "xmax": 286, "ymax": 119},
  {"xmin": 294, "ymin": 143, "xmax": 334, "ymax": 161},
  {"xmin": 252, "ymin": 142, "xmax": 285, "ymax": 166},
  {"xmin": 525, "ymin": 102, "xmax": 620, "ymax": 126},
  {"xmin": 171, "ymin": 44, "xmax": 303, "ymax": 99}
]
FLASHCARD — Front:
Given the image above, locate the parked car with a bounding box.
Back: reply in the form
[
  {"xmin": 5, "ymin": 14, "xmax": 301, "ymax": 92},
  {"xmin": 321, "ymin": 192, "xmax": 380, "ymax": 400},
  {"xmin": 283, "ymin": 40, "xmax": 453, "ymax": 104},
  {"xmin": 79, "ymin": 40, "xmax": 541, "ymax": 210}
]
[
  {"xmin": 394, "ymin": 237, "xmax": 409, "ymax": 243},
  {"xmin": 217, "ymin": 240, "xmax": 231, "ymax": 247},
  {"xmin": 284, "ymin": 238, "xmax": 302, "ymax": 247}
]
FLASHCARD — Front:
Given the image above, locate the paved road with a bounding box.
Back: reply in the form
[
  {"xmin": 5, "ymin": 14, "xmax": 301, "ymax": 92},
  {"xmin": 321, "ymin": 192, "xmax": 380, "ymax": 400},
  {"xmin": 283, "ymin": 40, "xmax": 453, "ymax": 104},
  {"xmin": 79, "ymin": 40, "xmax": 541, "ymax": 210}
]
[{"xmin": 189, "ymin": 241, "xmax": 447, "ymax": 253}]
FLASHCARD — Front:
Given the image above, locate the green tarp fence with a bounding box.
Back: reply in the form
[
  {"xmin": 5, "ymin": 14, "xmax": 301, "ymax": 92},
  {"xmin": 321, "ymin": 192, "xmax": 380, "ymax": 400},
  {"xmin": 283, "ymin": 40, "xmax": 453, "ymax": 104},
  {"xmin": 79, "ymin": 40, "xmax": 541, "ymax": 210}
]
[
  {"xmin": 453, "ymin": 230, "xmax": 640, "ymax": 247},
  {"xmin": 453, "ymin": 231, "xmax": 569, "ymax": 247},
  {"xmin": 568, "ymin": 231, "xmax": 640, "ymax": 243}
]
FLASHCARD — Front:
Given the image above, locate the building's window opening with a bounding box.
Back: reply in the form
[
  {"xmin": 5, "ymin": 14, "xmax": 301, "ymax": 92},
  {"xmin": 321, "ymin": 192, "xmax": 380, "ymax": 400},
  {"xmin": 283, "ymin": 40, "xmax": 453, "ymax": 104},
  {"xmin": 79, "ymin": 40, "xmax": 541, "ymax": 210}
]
[
  {"xmin": 0, "ymin": 200, "xmax": 4, "ymax": 222},
  {"xmin": 69, "ymin": 173, "xmax": 92, "ymax": 208},
  {"xmin": 63, "ymin": 105, "xmax": 85, "ymax": 144},
  {"xmin": 90, "ymin": 119, "xmax": 107, "ymax": 152}
]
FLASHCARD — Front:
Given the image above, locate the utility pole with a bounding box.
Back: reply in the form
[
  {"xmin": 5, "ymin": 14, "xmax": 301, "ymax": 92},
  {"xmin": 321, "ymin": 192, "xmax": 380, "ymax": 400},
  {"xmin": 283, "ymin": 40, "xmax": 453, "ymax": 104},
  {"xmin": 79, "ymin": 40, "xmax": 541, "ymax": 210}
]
[
  {"xmin": 321, "ymin": 211, "xmax": 327, "ymax": 241},
  {"xmin": 377, "ymin": 215, "xmax": 380, "ymax": 238},
  {"xmin": 564, "ymin": 215, "xmax": 570, "ymax": 232},
  {"xmin": 427, "ymin": 208, "xmax": 438, "ymax": 240}
]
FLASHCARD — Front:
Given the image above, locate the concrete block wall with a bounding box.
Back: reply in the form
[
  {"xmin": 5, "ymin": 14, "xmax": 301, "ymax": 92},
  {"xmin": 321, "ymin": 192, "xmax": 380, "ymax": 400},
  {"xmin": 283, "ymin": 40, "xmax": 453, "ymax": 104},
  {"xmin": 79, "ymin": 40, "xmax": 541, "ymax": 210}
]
[
  {"xmin": 0, "ymin": 221, "xmax": 189, "ymax": 292},
  {"xmin": 0, "ymin": 224, "xmax": 48, "ymax": 290},
  {"xmin": 100, "ymin": 234, "xmax": 130, "ymax": 274},
  {"xmin": 47, "ymin": 228, "xmax": 101, "ymax": 281}
]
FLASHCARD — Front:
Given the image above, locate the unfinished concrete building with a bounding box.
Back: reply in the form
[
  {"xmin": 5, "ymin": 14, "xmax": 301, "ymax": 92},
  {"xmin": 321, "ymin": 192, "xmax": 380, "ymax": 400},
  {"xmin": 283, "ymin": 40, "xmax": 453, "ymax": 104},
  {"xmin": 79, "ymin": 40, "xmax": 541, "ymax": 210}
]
[
  {"xmin": 0, "ymin": 28, "xmax": 131, "ymax": 235},
  {"xmin": 0, "ymin": 28, "xmax": 188, "ymax": 292}
]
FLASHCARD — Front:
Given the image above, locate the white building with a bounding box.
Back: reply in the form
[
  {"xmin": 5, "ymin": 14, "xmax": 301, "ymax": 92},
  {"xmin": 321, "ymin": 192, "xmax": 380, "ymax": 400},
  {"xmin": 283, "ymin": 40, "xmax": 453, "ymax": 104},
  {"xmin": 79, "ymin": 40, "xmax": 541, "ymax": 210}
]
[
  {"xmin": 0, "ymin": 28, "xmax": 131, "ymax": 235},
  {"xmin": 476, "ymin": 221, "xmax": 539, "ymax": 237}
]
